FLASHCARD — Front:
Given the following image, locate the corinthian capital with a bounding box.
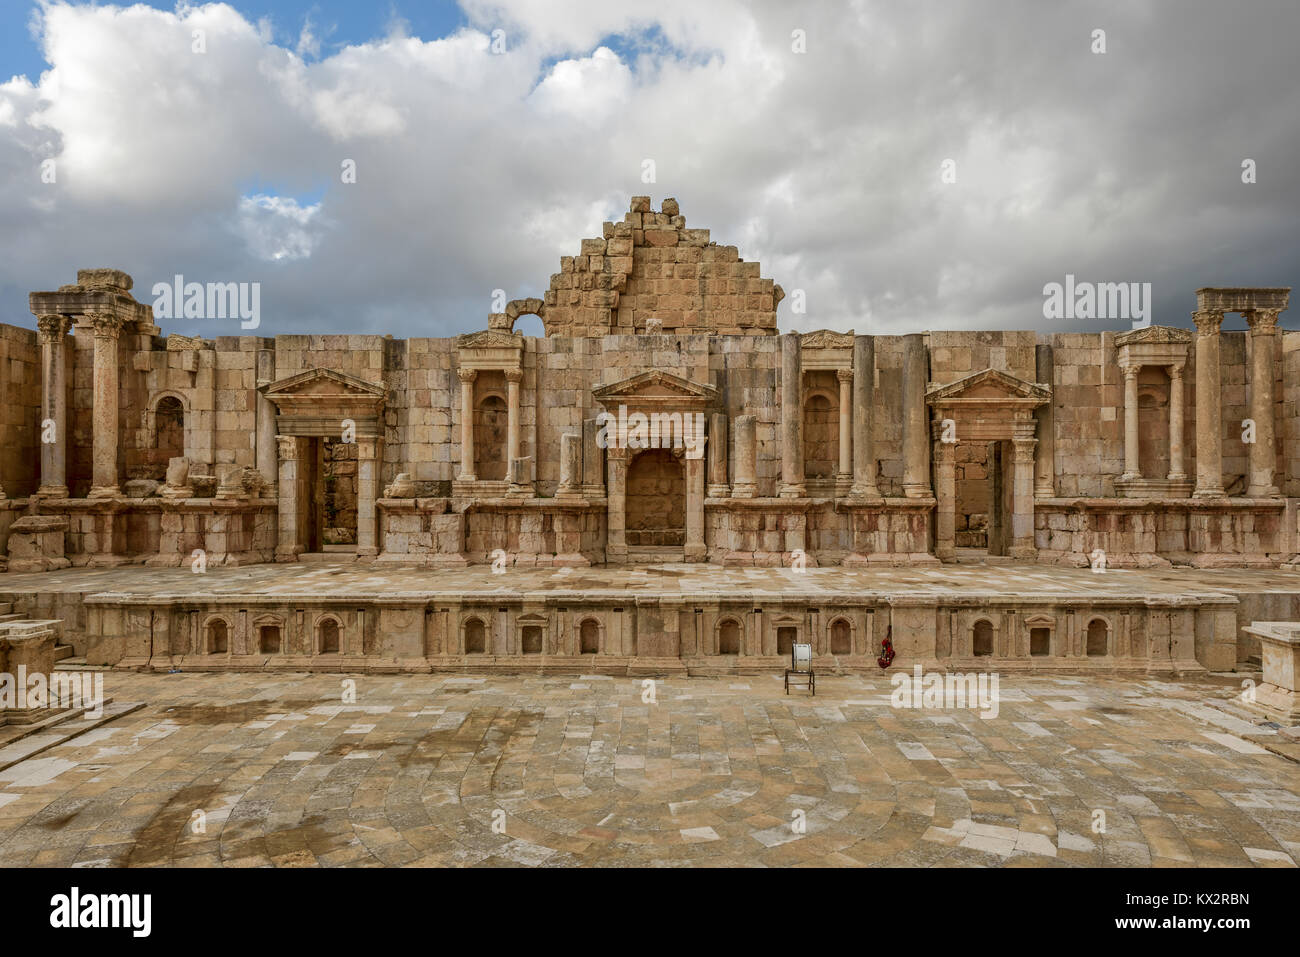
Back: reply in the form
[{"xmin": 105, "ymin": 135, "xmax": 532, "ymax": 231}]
[
  {"xmin": 36, "ymin": 314, "xmax": 71, "ymax": 341},
  {"xmin": 504, "ymin": 368, "xmax": 523, "ymax": 383},
  {"xmin": 86, "ymin": 313, "xmax": 124, "ymax": 339},
  {"xmin": 457, "ymin": 367, "xmax": 478, "ymax": 383},
  {"xmin": 1246, "ymin": 308, "xmax": 1281, "ymax": 335},
  {"xmin": 1192, "ymin": 310, "xmax": 1224, "ymax": 336}
]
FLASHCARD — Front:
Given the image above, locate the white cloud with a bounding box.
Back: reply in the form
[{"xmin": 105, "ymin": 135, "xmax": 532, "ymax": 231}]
[{"xmin": 0, "ymin": 0, "xmax": 1296, "ymax": 337}]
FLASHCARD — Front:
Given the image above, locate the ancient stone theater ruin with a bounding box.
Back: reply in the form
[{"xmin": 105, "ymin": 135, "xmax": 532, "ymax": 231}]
[{"xmin": 0, "ymin": 197, "xmax": 1296, "ymax": 679}]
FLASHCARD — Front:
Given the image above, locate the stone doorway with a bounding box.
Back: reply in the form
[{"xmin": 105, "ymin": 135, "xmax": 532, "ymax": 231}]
[
  {"xmin": 955, "ymin": 440, "xmax": 1014, "ymax": 560},
  {"xmin": 309, "ymin": 436, "xmax": 358, "ymax": 550},
  {"xmin": 625, "ymin": 449, "xmax": 685, "ymax": 547}
]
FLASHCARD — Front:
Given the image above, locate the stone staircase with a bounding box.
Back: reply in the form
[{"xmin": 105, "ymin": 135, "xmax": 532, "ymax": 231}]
[{"xmin": 0, "ymin": 601, "xmax": 75, "ymax": 663}]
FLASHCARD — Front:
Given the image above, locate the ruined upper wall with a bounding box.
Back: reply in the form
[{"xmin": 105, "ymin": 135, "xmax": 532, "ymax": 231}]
[{"xmin": 538, "ymin": 197, "xmax": 784, "ymax": 337}]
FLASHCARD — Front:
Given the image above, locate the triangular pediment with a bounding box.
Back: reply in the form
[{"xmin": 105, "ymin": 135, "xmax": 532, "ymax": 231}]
[
  {"xmin": 800, "ymin": 329, "xmax": 854, "ymax": 349},
  {"xmin": 262, "ymin": 368, "xmax": 386, "ymax": 398},
  {"xmin": 1114, "ymin": 325, "xmax": 1192, "ymax": 347},
  {"xmin": 926, "ymin": 368, "xmax": 1050, "ymax": 404},
  {"xmin": 592, "ymin": 370, "xmax": 719, "ymax": 404},
  {"xmin": 458, "ymin": 329, "xmax": 524, "ymax": 350}
]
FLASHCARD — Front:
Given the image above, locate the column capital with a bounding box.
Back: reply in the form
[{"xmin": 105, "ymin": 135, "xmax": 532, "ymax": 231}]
[
  {"xmin": 456, "ymin": 367, "xmax": 478, "ymax": 383},
  {"xmin": 87, "ymin": 312, "xmax": 124, "ymax": 339},
  {"xmin": 1193, "ymin": 309, "xmax": 1224, "ymax": 336},
  {"xmin": 1168, "ymin": 362, "xmax": 1185, "ymax": 379},
  {"xmin": 1121, "ymin": 364, "xmax": 1140, "ymax": 381},
  {"xmin": 36, "ymin": 314, "xmax": 71, "ymax": 340},
  {"xmin": 835, "ymin": 367, "xmax": 853, "ymax": 383},
  {"xmin": 504, "ymin": 368, "xmax": 523, "ymax": 383},
  {"xmin": 276, "ymin": 435, "xmax": 299, "ymax": 460},
  {"xmin": 1246, "ymin": 308, "xmax": 1281, "ymax": 335}
]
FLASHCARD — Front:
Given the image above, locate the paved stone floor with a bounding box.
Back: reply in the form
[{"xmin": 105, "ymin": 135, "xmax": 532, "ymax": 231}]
[
  {"xmin": 5, "ymin": 561, "xmax": 1300, "ymax": 601},
  {"xmin": 0, "ymin": 670, "xmax": 1297, "ymax": 867}
]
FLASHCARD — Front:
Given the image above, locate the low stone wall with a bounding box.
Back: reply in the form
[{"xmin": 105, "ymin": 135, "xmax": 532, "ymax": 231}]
[
  {"xmin": 1034, "ymin": 498, "xmax": 1293, "ymax": 568},
  {"xmin": 76, "ymin": 590, "xmax": 1228, "ymax": 676}
]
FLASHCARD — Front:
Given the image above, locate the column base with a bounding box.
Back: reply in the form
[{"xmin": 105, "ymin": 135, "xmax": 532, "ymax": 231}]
[
  {"xmin": 1193, "ymin": 485, "xmax": 1226, "ymax": 499},
  {"xmin": 87, "ymin": 485, "xmax": 120, "ymax": 499},
  {"xmin": 902, "ymin": 483, "xmax": 932, "ymax": 499},
  {"xmin": 847, "ymin": 484, "xmax": 883, "ymax": 502},
  {"xmin": 35, "ymin": 485, "xmax": 69, "ymax": 498},
  {"xmin": 1246, "ymin": 485, "xmax": 1281, "ymax": 499},
  {"xmin": 684, "ymin": 543, "xmax": 707, "ymax": 562},
  {"xmin": 356, "ymin": 546, "xmax": 378, "ymax": 558},
  {"xmin": 778, "ymin": 484, "xmax": 806, "ymax": 499},
  {"xmin": 1009, "ymin": 544, "xmax": 1038, "ymax": 561},
  {"xmin": 731, "ymin": 483, "xmax": 756, "ymax": 499},
  {"xmin": 706, "ymin": 484, "xmax": 730, "ymax": 498}
]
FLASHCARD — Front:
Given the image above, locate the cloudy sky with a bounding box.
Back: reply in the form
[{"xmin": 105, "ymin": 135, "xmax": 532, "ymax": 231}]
[{"xmin": 0, "ymin": 0, "xmax": 1296, "ymax": 339}]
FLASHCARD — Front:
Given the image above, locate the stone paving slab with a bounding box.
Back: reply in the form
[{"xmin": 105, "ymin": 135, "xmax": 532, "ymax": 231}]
[
  {"xmin": 3, "ymin": 562, "xmax": 1300, "ymax": 602},
  {"xmin": 0, "ymin": 670, "xmax": 1296, "ymax": 867}
]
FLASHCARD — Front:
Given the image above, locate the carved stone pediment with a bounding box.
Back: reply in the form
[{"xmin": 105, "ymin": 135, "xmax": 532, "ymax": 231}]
[
  {"xmin": 592, "ymin": 370, "xmax": 719, "ymax": 409},
  {"xmin": 927, "ymin": 368, "xmax": 1050, "ymax": 404},
  {"xmin": 1114, "ymin": 325, "xmax": 1192, "ymax": 347},
  {"xmin": 800, "ymin": 329, "xmax": 854, "ymax": 349},
  {"xmin": 458, "ymin": 330, "xmax": 524, "ymax": 350},
  {"xmin": 262, "ymin": 368, "xmax": 385, "ymax": 399}
]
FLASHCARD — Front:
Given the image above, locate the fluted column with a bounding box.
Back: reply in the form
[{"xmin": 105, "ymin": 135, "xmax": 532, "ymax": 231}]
[
  {"xmin": 1193, "ymin": 310, "xmax": 1225, "ymax": 498},
  {"xmin": 1120, "ymin": 365, "xmax": 1140, "ymax": 482},
  {"xmin": 457, "ymin": 368, "xmax": 477, "ymax": 482},
  {"xmin": 836, "ymin": 368, "xmax": 852, "ymax": 493},
  {"xmin": 902, "ymin": 334, "xmax": 931, "ymax": 497},
  {"xmin": 850, "ymin": 335, "xmax": 880, "ymax": 498},
  {"xmin": 778, "ymin": 333, "xmax": 805, "ymax": 498},
  {"xmin": 36, "ymin": 314, "xmax": 71, "ymax": 497},
  {"xmin": 505, "ymin": 368, "xmax": 522, "ymax": 465},
  {"xmin": 1167, "ymin": 363, "xmax": 1186, "ymax": 483},
  {"xmin": 87, "ymin": 313, "xmax": 124, "ymax": 498},
  {"xmin": 707, "ymin": 412, "xmax": 729, "ymax": 497},
  {"xmin": 1246, "ymin": 309, "xmax": 1281, "ymax": 497}
]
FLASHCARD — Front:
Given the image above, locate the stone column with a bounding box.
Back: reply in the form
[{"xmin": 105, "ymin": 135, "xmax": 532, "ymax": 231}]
[
  {"xmin": 582, "ymin": 416, "xmax": 605, "ymax": 496},
  {"xmin": 933, "ymin": 416, "xmax": 956, "ymax": 562},
  {"xmin": 1033, "ymin": 343, "xmax": 1055, "ymax": 498},
  {"xmin": 356, "ymin": 436, "xmax": 378, "ymax": 557},
  {"xmin": 836, "ymin": 368, "xmax": 852, "ymax": 493},
  {"xmin": 707, "ymin": 412, "xmax": 729, "ymax": 498},
  {"xmin": 1167, "ymin": 362, "xmax": 1186, "ymax": 483},
  {"xmin": 87, "ymin": 313, "xmax": 123, "ymax": 498},
  {"xmin": 1193, "ymin": 310, "xmax": 1225, "ymax": 498},
  {"xmin": 778, "ymin": 333, "xmax": 805, "ymax": 498},
  {"xmin": 850, "ymin": 335, "xmax": 880, "ymax": 498},
  {"xmin": 36, "ymin": 315, "xmax": 71, "ymax": 497},
  {"xmin": 902, "ymin": 333, "xmax": 931, "ymax": 497},
  {"xmin": 1010, "ymin": 435, "xmax": 1038, "ymax": 560},
  {"xmin": 255, "ymin": 349, "xmax": 277, "ymax": 494},
  {"xmin": 1120, "ymin": 365, "xmax": 1140, "ymax": 482},
  {"xmin": 685, "ymin": 450, "xmax": 706, "ymax": 562},
  {"xmin": 505, "ymin": 368, "xmax": 522, "ymax": 465},
  {"xmin": 457, "ymin": 368, "xmax": 477, "ymax": 482},
  {"xmin": 557, "ymin": 432, "xmax": 582, "ymax": 498},
  {"xmin": 1246, "ymin": 308, "xmax": 1281, "ymax": 497},
  {"xmin": 606, "ymin": 447, "xmax": 628, "ymax": 562},
  {"xmin": 732, "ymin": 414, "xmax": 757, "ymax": 498},
  {"xmin": 275, "ymin": 435, "xmax": 301, "ymax": 561}
]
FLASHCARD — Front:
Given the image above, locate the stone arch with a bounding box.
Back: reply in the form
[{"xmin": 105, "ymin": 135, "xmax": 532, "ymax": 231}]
[
  {"xmin": 775, "ymin": 621, "xmax": 799, "ymax": 656},
  {"xmin": 316, "ymin": 614, "xmax": 342, "ymax": 654},
  {"xmin": 802, "ymin": 387, "xmax": 838, "ymax": 480},
  {"xmin": 829, "ymin": 617, "xmax": 852, "ymax": 655},
  {"xmin": 463, "ymin": 617, "xmax": 486, "ymax": 655},
  {"xmin": 1086, "ymin": 617, "xmax": 1110, "ymax": 657},
  {"xmin": 204, "ymin": 615, "xmax": 230, "ymax": 655},
  {"xmin": 506, "ymin": 298, "xmax": 547, "ymax": 336},
  {"xmin": 143, "ymin": 390, "xmax": 188, "ymax": 480},
  {"xmin": 625, "ymin": 449, "xmax": 685, "ymax": 546},
  {"xmin": 579, "ymin": 618, "xmax": 601, "ymax": 654},
  {"xmin": 717, "ymin": 618, "xmax": 741, "ymax": 655},
  {"xmin": 972, "ymin": 618, "xmax": 995, "ymax": 657}
]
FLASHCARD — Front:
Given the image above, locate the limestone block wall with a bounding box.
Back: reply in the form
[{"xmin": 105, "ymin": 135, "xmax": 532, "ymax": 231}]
[{"xmin": 0, "ymin": 324, "xmax": 41, "ymax": 497}]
